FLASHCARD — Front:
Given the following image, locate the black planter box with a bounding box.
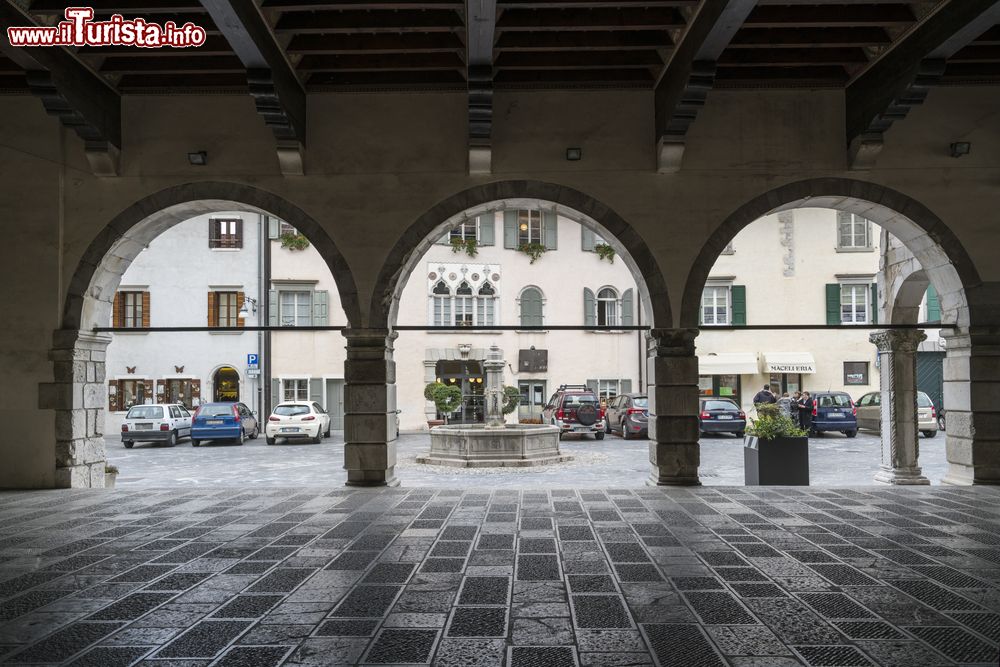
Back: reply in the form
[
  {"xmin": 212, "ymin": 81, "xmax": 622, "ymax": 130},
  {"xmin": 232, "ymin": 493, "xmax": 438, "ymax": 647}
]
[{"xmin": 744, "ymin": 435, "xmax": 809, "ymax": 486}]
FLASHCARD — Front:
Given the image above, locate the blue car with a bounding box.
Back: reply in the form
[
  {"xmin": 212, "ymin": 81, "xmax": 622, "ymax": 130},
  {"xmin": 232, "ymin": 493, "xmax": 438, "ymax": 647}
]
[
  {"xmin": 191, "ymin": 402, "xmax": 259, "ymax": 446},
  {"xmin": 808, "ymin": 391, "xmax": 857, "ymax": 437}
]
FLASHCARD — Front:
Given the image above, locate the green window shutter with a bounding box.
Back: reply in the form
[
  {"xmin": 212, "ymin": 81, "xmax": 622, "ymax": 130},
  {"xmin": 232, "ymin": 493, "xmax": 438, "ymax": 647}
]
[
  {"xmin": 586, "ymin": 379, "xmax": 599, "ymax": 395},
  {"xmin": 826, "ymin": 284, "xmax": 841, "ymax": 325},
  {"xmin": 267, "ymin": 217, "xmax": 280, "ymax": 239},
  {"xmin": 926, "ymin": 285, "xmax": 941, "ymax": 322},
  {"xmin": 312, "ymin": 290, "xmax": 328, "ymax": 325},
  {"xmin": 520, "ymin": 288, "xmax": 543, "ymax": 327},
  {"xmin": 479, "ymin": 215, "xmax": 495, "ymax": 246},
  {"xmin": 268, "ymin": 290, "xmax": 278, "ymax": 326},
  {"xmin": 620, "ymin": 379, "xmax": 632, "ymax": 395},
  {"xmin": 621, "ymin": 288, "xmax": 634, "ymax": 326},
  {"xmin": 871, "ymin": 283, "xmax": 878, "ymax": 324},
  {"xmin": 731, "ymin": 285, "xmax": 746, "ymax": 326},
  {"xmin": 542, "ymin": 211, "xmax": 558, "ymax": 250},
  {"xmin": 584, "ymin": 288, "xmax": 596, "ymax": 326},
  {"xmin": 503, "ymin": 211, "xmax": 518, "ymax": 249},
  {"xmin": 309, "ymin": 378, "xmax": 323, "ymax": 404},
  {"xmin": 581, "ymin": 228, "xmax": 595, "ymax": 251}
]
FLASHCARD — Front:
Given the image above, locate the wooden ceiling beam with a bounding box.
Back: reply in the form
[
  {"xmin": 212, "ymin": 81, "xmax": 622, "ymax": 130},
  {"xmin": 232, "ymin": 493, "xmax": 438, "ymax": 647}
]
[
  {"xmin": 287, "ymin": 33, "xmax": 465, "ymax": 53},
  {"xmin": 466, "ymin": 0, "xmax": 497, "ymax": 174},
  {"xmin": 297, "ymin": 52, "xmax": 464, "ymax": 70},
  {"xmin": 498, "ymin": 0, "xmax": 696, "ymax": 8},
  {"xmin": 262, "ymin": 0, "xmax": 462, "ymax": 9},
  {"xmin": 82, "ymin": 34, "xmax": 233, "ymax": 55},
  {"xmin": 719, "ymin": 46, "xmax": 868, "ymax": 66},
  {"xmin": 495, "ymin": 49, "xmax": 662, "ymax": 68},
  {"xmin": 745, "ymin": 4, "xmax": 916, "ymax": 28},
  {"xmin": 729, "ymin": 27, "xmax": 892, "ymax": 48},
  {"xmin": 274, "ymin": 10, "xmax": 464, "ymax": 32},
  {"xmin": 846, "ymin": 0, "xmax": 1000, "ymax": 169},
  {"xmin": 496, "ymin": 7, "xmax": 685, "ymax": 31},
  {"xmin": 28, "ymin": 0, "xmax": 203, "ymax": 13},
  {"xmin": 99, "ymin": 55, "xmax": 245, "ymax": 72},
  {"xmin": 495, "ymin": 29, "xmax": 672, "ymax": 50}
]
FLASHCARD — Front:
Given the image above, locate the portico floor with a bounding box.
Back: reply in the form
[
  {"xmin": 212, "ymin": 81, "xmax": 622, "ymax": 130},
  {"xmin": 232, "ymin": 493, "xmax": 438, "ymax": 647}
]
[{"xmin": 1, "ymin": 486, "xmax": 998, "ymax": 666}]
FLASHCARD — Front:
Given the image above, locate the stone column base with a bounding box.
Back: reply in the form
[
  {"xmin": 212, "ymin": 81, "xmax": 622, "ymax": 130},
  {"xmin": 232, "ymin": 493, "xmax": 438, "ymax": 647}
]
[
  {"xmin": 873, "ymin": 465, "xmax": 929, "ymax": 485},
  {"xmin": 647, "ymin": 472, "xmax": 702, "ymax": 487},
  {"xmin": 346, "ymin": 472, "xmax": 400, "ymax": 487}
]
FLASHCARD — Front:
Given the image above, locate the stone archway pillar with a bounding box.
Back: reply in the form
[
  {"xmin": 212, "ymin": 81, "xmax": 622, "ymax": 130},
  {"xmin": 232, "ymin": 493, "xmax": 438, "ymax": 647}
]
[
  {"xmin": 646, "ymin": 328, "xmax": 701, "ymax": 486},
  {"xmin": 342, "ymin": 328, "xmax": 399, "ymax": 487},
  {"xmin": 940, "ymin": 327, "xmax": 1000, "ymax": 485},
  {"xmin": 40, "ymin": 329, "xmax": 112, "ymax": 488},
  {"xmin": 870, "ymin": 329, "xmax": 929, "ymax": 485}
]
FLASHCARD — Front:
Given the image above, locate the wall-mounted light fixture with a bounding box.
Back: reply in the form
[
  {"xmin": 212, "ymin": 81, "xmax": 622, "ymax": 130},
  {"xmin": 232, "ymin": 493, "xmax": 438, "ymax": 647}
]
[
  {"xmin": 238, "ymin": 296, "xmax": 258, "ymax": 318},
  {"xmin": 565, "ymin": 147, "xmax": 582, "ymax": 161},
  {"xmin": 949, "ymin": 142, "xmax": 971, "ymax": 158},
  {"xmin": 187, "ymin": 150, "xmax": 208, "ymax": 165}
]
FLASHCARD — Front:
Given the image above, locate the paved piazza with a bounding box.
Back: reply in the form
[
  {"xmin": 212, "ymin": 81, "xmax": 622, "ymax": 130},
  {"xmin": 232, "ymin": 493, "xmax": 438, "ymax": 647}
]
[{"xmin": 105, "ymin": 431, "xmax": 951, "ymax": 488}]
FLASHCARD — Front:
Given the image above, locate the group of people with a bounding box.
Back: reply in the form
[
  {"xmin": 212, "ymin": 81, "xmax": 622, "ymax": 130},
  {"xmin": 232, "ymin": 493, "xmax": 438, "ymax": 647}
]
[{"xmin": 751, "ymin": 385, "xmax": 815, "ymax": 432}]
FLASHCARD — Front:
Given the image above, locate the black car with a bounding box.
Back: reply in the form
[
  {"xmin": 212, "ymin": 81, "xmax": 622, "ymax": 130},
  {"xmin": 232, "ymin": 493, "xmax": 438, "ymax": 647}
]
[
  {"xmin": 542, "ymin": 384, "xmax": 606, "ymax": 440},
  {"xmin": 698, "ymin": 398, "xmax": 746, "ymax": 438},
  {"xmin": 604, "ymin": 393, "xmax": 649, "ymax": 439}
]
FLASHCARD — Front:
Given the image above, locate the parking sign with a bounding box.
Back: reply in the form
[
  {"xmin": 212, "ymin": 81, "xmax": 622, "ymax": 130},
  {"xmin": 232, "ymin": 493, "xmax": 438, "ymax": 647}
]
[{"xmin": 247, "ymin": 353, "xmax": 259, "ymax": 367}]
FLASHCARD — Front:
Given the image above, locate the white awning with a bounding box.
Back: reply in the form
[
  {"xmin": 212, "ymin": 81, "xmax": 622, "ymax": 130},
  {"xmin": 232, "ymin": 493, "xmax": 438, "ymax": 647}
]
[
  {"xmin": 698, "ymin": 353, "xmax": 758, "ymax": 376},
  {"xmin": 763, "ymin": 352, "xmax": 816, "ymax": 374}
]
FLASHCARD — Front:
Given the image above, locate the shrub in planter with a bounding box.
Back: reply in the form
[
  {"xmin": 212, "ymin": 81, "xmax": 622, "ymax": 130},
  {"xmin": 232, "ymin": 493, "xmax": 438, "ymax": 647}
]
[
  {"xmin": 104, "ymin": 464, "xmax": 119, "ymax": 489},
  {"xmin": 424, "ymin": 382, "xmax": 463, "ymax": 425},
  {"xmin": 744, "ymin": 404, "xmax": 809, "ymax": 486},
  {"xmin": 502, "ymin": 386, "xmax": 521, "ymax": 416}
]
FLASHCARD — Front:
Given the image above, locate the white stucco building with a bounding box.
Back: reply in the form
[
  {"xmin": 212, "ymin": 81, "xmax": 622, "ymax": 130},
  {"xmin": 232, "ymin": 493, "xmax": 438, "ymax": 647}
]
[{"xmin": 104, "ymin": 212, "xmax": 263, "ymax": 433}]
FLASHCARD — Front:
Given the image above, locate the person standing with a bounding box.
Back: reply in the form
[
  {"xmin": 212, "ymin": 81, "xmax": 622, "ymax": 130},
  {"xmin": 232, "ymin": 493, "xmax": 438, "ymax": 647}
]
[
  {"xmin": 777, "ymin": 392, "xmax": 792, "ymax": 418},
  {"xmin": 752, "ymin": 384, "xmax": 776, "ymax": 405},
  {"xmin": 798, "ymin": 391, "xmax": 814, "ymax": 433},
  {"xmin": 790, "ymin": 390, "xmax": 801, "ymax": 425}
]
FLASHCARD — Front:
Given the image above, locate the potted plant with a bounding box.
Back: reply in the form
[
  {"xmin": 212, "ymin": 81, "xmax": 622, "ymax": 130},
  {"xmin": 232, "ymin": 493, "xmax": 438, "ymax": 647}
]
[
  {"xmin": 744, "ymin": 403, "xmax": 810, "ymax": 485},
  {"xmin": 518, "ymin": 242, "xmax": 547, "ymax": 264},
  {"xmin": 501, "ymin": 386, "xmax": 521, "ymax": 423},
  {"xmin": 594, "ymin": 242, "xmax": 616, "ymax": 263},
  {"xmin": 424, "ymin": 381, "xmax": 463, "ymax": 428},
  {"xmin": 279, "ymin": 232, "xmax": 310, "ymax": 251},
  {"xmin": 450, "ymin": 237, "xmax": 478, "ymax": 258},
  {"xmin": 105, "ymin": 464, "xmax": 119, "ymax": 489}
]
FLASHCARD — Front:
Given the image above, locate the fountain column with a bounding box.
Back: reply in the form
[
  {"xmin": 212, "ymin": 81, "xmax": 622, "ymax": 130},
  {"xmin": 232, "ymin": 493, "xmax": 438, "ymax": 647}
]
[{"xmin": 483, "ymin": 344, "xmax": 506, "ymax": 429}]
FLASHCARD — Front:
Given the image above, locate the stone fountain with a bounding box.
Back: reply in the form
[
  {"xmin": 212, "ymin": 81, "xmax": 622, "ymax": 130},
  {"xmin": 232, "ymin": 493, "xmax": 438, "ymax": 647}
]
[{"xmin": 417, "ymin": 345, "xmax": 570, "ymax": 468}]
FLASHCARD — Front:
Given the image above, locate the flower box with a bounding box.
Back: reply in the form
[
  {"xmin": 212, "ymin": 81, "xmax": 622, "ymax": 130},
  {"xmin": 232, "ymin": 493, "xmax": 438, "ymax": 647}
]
[{"xmin": 744, "ymin": 435, "xmax": 809, "ymax": 486}]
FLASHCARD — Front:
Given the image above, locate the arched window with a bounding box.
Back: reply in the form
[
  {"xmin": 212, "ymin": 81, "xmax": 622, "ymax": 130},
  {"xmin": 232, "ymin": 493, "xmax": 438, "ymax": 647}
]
[
  {"xmin": 477, "ymin": 282, "xmax": 497, "ymax": 326},
  {"xmin": 597, "ymin": 287, "xmax": 618, "ymax": 326},
  {"xmin": 455, "ymin": 281, "xmax": 474, "ymax": 326},
  {"xmin": 432, "ymin": 280, "xmax": 451, "ymax": 326},
  {"xmin": 520, "ymin": 287, "xmax": 543, "ymax": 327}
]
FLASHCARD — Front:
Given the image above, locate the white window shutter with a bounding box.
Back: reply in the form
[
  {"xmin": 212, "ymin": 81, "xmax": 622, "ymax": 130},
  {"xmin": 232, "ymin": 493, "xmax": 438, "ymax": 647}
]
[
  {"xmin": 479, "ymin": 215, "xmax": 495, "ymax": 246},
  {"xmin": 268, "ymin": 290, "xmax": 278, "ymax": 326},
  {"xmin": 504, "ymin": 211, "xmax": 518, "ymax": 248},
  {"xmin": 312, "ymin": 290, "xmax": 329, "ymax": 325},
  {"xmin": 543, "ymin": 211, "xmax": 558, "ymax": 250}
]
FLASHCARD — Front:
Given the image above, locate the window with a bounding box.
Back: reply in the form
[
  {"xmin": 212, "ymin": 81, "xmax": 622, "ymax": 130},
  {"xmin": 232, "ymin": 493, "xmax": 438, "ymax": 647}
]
[
  {"xmin": 283, "ymin": 379, "xmax": 308, "ymax": 401},
  {"xmin": 209, "ymin": 218, "xmax": 242, "ymax": 249},
  {"xmin": 117, "ymin": 291, "xmax": 144, "ymax": 329},
  {"xmin": 450, "ymin": 219, "xmax": 478, "ymax": 241},
  {"xmin": 455, "ymin": 281, "xmax": 474, "ymax": 326},
  {"xmin": 216, "ymin": 291, "xmax": 240, "ymax": 327},
  {"xmin": 110, "ymin": 379, "xmax": 148, "ymax": 411},
  {"xmin": 597, "ymin": 288, "xmax": 618, "ymax": 326},
  {"xmin": 519, "ymin": 287, "xmax": 544, "ymax": 327},
  {"xmin": 840, "ymin": 284, "xmax": 869, "ymax": 324},
  {"xmin": 279, "ymin": 290, "xmax": 312, "ymax": 327},
  {"xmin": 699, "ymin": 374, "xmax": 740, "ymax": 400},
  {"xmin": 476, "ymin": 282, "xmax": 496, "ymax": 326},
  {"xmin": 518, "ymin": 210, "xmax": 543, "ymax": 245},
  {"xmin": 838, "ymin": 214, "xmax": 872, "ymax": 249},
  {"xmin": 844, "ymin": 361, "xmax": 869, "ymax": 385},
  {"xmin": 432, "ymin": 281, "xmax": 452, "ymax": 327},
  {"xmin": 430, "ymin": 279, "xmax": 498, "ymax": 327},
  {"xmin": 279, "ymin": 221, "xmax": 296, "ymax": 236},
  {"xmin": 701, "ymin": 286, "xmax": 730, "ymax": 325},
  {"xmin": 165, "ymin": 379, "xmax": 195, "ymax": 407},
  {"xmin": 597, "ymin": 379, "xmax": 619, "ymax": 406}
]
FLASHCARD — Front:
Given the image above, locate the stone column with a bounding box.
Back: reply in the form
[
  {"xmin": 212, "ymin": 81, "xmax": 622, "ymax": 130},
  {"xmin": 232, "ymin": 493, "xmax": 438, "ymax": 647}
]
[
  {"xmin": 940, "ymin": 327, "xmax": 1000, "ymax": 485},
  {"xmin": 870, "ymin": 329, "xmax": 929, "ymax": 485},
  {"xmin": 646, "ymin": 328, "xmax": 701, "ymax": 485},
  {"xmin": 39, "ymin": 329, "xmax": 112, "ymax": 488},
  {"xmin": 343, "ymin": 328, "xmax": 399, "ymax": 487}
]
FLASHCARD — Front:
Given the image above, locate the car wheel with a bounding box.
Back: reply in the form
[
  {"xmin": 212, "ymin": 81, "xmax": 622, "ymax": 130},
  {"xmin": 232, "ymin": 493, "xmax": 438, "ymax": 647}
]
[
  {"xmin": 595, "ymin": 432, "xmax": 605, "ymax": 441},
  {"xmin": 312, "ymin": 432, "xmax": 323, "ymax": 444},
  {"xmin": 845, "ymin": 430, "xmax": 857, "ymax": 438},
  {"xmin": 250, "ymin": 425, "xmax": 259, "ymax": 440},
  {"xmin": 937, "ymin": 415, "xmax": 946, "ymax": 431},
  {"xmin": 123, "ymin": 440, "xmax": 134, "ymax": 449},
  {"xmin": 168, "ymin": 431, "xmax": 178, "ymax": 447},
  {"xmin": 809, "ymin": 428, "xmax": 818, "ymax": 437},
  {"xmin": 191, "ymin": 439, "xmax": 199, "ymax": 447},
  {"xmin": 605, "ymin": 416, "xmax": 612, "ymax": 435},
  {"xmin": 235, "ymin": 430, "xmax": 246, "ymax": 446},
  {"xmin": 922, "ymin": 430, "xmax": 937, "ymax": 438},
  {"xmin": 558, "ymin": 431, "xmax": 564, "ymax": 441},
  {"xmin": 735, "ymin": 431, "xmax": 745, "ymax": 439},
  {"xmin": 324, "ymin": 427, "xmax": 331, "ymax": 438},
  {"xmin": 622, "ymin": 421, "xmax": 632, "ymax": 440},
  {"xmin": 266, "ymin": 436, "xmax": 276, "ymax": 445}
]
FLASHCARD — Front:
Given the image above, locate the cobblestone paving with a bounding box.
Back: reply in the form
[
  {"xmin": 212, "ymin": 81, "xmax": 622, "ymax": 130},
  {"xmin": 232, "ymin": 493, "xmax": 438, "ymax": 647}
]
[
  {"xmin": 107, "ymin": 431, "xmax": 950, "ymax": 488},
  {"xmin": 0, "ymin": 486, "xmax": 998, "ymax": 665}
]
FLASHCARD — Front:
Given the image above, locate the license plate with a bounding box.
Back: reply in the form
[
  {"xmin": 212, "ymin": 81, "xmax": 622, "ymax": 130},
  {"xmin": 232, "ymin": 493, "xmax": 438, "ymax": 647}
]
[
  {"xmin": 281, "ymin": 427, "xmax": 299, "ymax": 433},
  {"xmin": 827, "ymin": 413, "xmax": 844, "ymax": 419},
  {"xmin": 206, "ymin": 419, "xmax": 223, "ymax": 425},
  {"xmin": 136, "ymin": 422, "xmax": 151, "ymax": 429},
  {"xmin": 573, "ymin": 425, "xmax": 589, "ymax": 431},
  {"xmin": 717, "ymin": 415, "xmax": 733, "ymax": 420}
]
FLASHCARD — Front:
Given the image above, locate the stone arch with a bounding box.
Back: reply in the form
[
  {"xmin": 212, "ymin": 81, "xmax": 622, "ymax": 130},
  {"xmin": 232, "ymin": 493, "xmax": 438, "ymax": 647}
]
[
  {"xmin": 50, "ymin": 182, "xmax": 362, "ymax": 488},
  {"xmin": 680, "ymin": 178, "xmax": 977, "ymax": 330},
  {"xmin": 369, "ymin": 180, "xmax": 671, "ymax": 330}
]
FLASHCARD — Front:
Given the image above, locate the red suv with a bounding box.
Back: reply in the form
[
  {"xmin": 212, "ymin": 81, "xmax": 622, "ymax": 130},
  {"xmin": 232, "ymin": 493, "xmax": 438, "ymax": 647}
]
[{"xmin": 542, "ymin": 385, "xmax": 606, "ymax": 440}]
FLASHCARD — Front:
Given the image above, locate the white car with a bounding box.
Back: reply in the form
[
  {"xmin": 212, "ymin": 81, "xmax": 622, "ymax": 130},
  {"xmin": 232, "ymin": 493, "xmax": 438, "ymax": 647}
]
[
  {"xmin": 265, "ymin": 401, "xmax": 331, "ymax": 445},
  {"xmin": 121, "ymin": 403, "xmax": 192, "ymax": 448}
]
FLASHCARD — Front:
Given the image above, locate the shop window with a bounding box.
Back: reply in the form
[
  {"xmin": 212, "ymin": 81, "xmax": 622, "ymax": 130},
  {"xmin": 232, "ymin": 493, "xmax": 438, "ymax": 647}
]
[
  {"xmin": 698, "ymin": 374, "xmax": 741, "ymax": 401},
  {"xmin": 844, "ymin": 361, "xmax": 869, "ymax": 385}
]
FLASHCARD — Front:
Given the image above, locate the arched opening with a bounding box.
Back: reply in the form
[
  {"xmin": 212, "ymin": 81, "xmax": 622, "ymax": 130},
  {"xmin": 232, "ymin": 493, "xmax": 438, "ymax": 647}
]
[
  {"xmin": 683, "ymin": 178, "xmax": 980, "ymax": 486},
  {"xmin": 51, "ymin": 182, "xmax": 361, "ymax": 488}
]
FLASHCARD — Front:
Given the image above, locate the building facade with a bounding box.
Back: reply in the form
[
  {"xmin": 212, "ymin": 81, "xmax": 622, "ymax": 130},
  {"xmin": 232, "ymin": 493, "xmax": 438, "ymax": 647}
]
[{"xmin": 104, "ymin": 213, "xmax": 263, "ymax": 432}]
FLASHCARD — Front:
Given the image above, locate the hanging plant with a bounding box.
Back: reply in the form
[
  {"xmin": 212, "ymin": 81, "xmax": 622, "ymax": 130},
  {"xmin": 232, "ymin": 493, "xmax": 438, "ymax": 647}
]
[
  {"xmin": 594, "ymin": 242, "xmax": 616, "ymax": 263},
  {"xmin": 501, "ymin": 386, "xmax": 521, "ymax": 415},
  {"xmin": 450, "ymin": 237, "xmax": 478, "ymax": 258},
  {"xmin": 279, "ymin": 232, "xmax": 310, "ymax": 251},
  {"xmin": 518, "ymin": 242, "xmax": 547, "ymax": 264}
]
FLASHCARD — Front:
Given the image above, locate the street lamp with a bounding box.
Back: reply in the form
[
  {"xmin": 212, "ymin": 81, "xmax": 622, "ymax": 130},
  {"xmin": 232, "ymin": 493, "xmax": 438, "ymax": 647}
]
[{"xmin": 238, "ymin": 296, "xmax": 258, "ymax": 318}]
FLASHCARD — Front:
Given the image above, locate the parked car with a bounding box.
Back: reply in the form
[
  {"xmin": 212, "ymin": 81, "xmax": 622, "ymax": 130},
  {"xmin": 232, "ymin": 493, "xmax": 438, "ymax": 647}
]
[
  {"xmin": 698, "ymin": 398, "xmax": 746, "ymax": 438},
  {"xmin": 265, "ymin": 401, "xmax": 331, "ymax": 445},
  {"xmin": 542, "ymin": 385, "xmax": 606, "ymax": 440},
  {"xmin": 604, "ymin": 393, "xmax": 648, "ymax": 439},
  {"xmin": 121, "ymin": 403, "xmax": 192, "ymax": 448},
  {"xmin": 855, "ymin": 390, "xmax": 939, "ymax": 438},
  {"xmin": 809, "ymin": 391, "xmax": 857, "ymax": 437},
  {"xmin": 190, "ymin": 402, "xmax": 259, "ymax": 446}
]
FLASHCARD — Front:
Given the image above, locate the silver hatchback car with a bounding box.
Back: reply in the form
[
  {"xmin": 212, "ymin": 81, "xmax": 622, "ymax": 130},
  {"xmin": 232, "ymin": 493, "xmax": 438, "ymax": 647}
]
[{"xmin": 855, "ymin": 390, "xmax": 939, "ymax": 438}]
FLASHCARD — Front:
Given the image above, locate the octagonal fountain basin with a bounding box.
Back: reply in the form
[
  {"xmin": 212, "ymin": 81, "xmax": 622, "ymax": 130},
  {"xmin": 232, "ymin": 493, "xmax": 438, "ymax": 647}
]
[{"xmin": 417, "ymin": 423, "xmax": 572, "ymax": 468}]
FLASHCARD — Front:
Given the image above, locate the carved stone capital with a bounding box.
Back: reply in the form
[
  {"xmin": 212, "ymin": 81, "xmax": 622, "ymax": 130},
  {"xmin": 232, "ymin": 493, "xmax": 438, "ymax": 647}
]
[
  {"xmin": 647, "ymin": 328, "xmax": 698, "ymax": 357},
  {"xmin": 869, "ymin": 329, "xmax": 926, "ymax": 353}
]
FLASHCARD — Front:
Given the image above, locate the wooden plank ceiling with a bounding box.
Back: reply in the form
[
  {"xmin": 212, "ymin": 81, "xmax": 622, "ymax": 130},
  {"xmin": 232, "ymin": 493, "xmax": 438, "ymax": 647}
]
[{"xmin": 1, "ymin": 0, "xmax": 998, "ymax": 93}]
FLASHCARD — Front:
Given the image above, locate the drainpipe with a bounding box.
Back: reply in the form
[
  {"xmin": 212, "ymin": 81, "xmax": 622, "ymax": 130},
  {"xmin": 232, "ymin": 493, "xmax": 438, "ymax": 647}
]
[
  {"xmin": 637, "ymin": 296, "xmax": 643, "ymax": 391},
  {"xmin": 262, "ymin": 215, "xmax": 272, "ymax": 416}
]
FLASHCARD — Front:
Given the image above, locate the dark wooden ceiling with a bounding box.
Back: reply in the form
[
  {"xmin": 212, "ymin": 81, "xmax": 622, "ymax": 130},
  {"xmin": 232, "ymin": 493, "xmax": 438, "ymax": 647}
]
[{"xmin": 1, "ymin": 0, "xmax": 998, "ymax": 93}]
